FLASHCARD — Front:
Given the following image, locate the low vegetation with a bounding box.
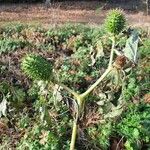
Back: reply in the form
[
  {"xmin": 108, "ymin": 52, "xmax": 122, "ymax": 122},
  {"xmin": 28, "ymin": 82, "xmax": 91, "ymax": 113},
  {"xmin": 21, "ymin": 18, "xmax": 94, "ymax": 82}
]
[{"xmin": 0, "ymin": 9, "xmax": 150, "ymax": 150}]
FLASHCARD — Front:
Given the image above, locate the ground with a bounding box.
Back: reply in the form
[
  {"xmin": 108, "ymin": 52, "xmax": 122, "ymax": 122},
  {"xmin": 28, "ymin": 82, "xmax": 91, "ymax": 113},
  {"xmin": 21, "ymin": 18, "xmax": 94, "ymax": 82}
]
[{"xmin": 0, "ymin": 1, "xmax": 150, "ymax": 29}]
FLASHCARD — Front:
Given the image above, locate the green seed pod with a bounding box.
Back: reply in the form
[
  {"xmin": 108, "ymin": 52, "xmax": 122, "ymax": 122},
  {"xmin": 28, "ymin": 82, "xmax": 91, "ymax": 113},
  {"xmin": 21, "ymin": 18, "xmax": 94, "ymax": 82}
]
[
  {"xmin": 21, "ymin": 54, "xmax": 53, "ymax": 81},
  {"xmin": 105, "ymin": 9, "xmax": 126, "ymax": 35}
]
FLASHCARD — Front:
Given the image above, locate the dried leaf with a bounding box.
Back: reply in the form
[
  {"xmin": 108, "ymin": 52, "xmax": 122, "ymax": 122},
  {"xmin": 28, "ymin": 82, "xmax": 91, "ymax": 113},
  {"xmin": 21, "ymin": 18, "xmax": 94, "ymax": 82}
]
[
  {"xmin": 104, "ymin": 96, "xmax": 125, "ymax": 119},
  {"xmin": 0, "ymin": 96, "xmax": 7, "ymax": 117},
  {"xmin": 90, "ymin": 40, "xmax": 104, "ymax": 65},
  {"xmin": 53, "ymin": 84, "xmax": 63, "ymax": 102}
]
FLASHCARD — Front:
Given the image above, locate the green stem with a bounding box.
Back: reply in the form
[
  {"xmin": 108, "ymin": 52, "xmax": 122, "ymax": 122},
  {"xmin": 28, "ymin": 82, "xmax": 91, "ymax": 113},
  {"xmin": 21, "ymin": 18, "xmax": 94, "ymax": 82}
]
[
  {"xmin": 59, "ymin": 35, "xmax": 116, "ymax": 150},
  {"xmin": 80, "ymin": 67, "xmax": 112, "ymax": 98},
  {"xmin": 108, "ymin": 36, "xmax": 116, "ymax": 68},
  {"xmin": 56, "ymin": 84, "xmax": 84, "ymax": 150},
  {"xmin": 80, "ymin": 36, "xmax": 116, "ymax": 98},
  {"xmin": 69, "ymin": 96, "xmax": 84, "ymax": 150},
  {"xmin": 70, "ymin": 121, "xmax": 78, "ymax": 150},
  {"xmin": 59, "ymin": 83, "xmax": 79, "ymax": 98}
]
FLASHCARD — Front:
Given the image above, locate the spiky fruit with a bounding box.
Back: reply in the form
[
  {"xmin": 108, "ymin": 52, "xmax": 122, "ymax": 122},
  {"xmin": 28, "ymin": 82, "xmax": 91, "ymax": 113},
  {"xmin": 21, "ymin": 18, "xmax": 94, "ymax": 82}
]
[
  {"xmin": 21, "ymin": 54, "xmax": 53, "ymax": 81},
  {"xmin": 105, "ymin": 9, "xmax": 126, "ymax": 35}
]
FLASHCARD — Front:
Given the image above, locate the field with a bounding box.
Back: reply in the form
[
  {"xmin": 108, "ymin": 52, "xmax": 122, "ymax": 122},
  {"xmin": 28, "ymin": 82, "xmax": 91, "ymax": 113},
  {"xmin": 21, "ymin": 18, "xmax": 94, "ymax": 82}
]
[
  {"xmin": 0, "ymin": 1, "xmax": 150, "ymax": 28},
  {"xmin": 0, "ymin": 1, "xmax": 150, "ymax": 150}
]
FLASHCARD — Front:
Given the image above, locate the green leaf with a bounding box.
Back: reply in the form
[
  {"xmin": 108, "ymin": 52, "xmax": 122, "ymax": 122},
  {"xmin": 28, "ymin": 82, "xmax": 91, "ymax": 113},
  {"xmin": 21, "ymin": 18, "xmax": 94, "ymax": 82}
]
[
  {"xmin": 123, "ymin": 30, "xmax": 139, "ymax": 63},
  {"xmin": 125, "ymin": 140, "xmax": 134, "ymax": 150},
  {"xmin": 133, "ymin": 128, "xmax": 140, "ymax": 139}
]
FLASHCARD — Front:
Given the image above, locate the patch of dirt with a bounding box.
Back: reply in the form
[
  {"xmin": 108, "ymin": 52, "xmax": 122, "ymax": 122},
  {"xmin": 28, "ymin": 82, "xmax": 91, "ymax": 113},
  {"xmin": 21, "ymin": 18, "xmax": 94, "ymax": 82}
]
[{"xmin": 0, "ymin": 1, "xmax": 150, "ymax": 28}]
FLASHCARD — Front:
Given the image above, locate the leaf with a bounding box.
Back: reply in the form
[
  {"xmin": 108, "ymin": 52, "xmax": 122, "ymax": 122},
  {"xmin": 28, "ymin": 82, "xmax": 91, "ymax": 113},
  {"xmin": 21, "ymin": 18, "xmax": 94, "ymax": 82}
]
[
  {"xmin": 39, "ymin": 130, "xmax": 49, "ymax": 145},
  {"xmin": 104, "ymin": 96, "xmax": 125, "ymax": 119},
  {"xmin": 133, "ymin": 128, "xmax": 140, "ymax": 139},
  {"xmin": 123, "ymin": 30, "xmax": 139, "ymax": 63},
  {"xmin": 52, "ymin": 84, "xmax": 63, "ymax": 110},
  {"xmin": 90, "ymin": 40, "xmax": 104, "ymax": 65},
  {"xmin": 104, "ymin": 106, "xmax": 124, "ymax": 119},
  {"xmin": 13, "ymin": 88, "xmax": 25, "ymax": 103},
  {"xmin": 53, "ymin": 84, "xmax": 63, "ymax": 102},
  {"xmin": 96, "ymin": 40, "xmax": 104, "ymax": 58},
  {"xmin": 125, "ymin": 140, "xmax": 134, "ymax": 150}
]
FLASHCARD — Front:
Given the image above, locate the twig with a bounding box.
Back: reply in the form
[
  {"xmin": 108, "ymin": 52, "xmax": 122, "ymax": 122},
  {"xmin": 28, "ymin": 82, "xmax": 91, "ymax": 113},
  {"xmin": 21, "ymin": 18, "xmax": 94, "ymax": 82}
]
[{"xmin": 116, "ymin": 136, "xmax": 124, "ymax": 150}]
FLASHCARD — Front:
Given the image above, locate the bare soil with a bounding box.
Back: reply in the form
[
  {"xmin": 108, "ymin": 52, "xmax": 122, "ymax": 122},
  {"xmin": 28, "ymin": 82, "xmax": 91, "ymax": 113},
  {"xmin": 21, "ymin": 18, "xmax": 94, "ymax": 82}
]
[{"xmin": 0, "ymin": 1, "xmax": 150, "ymax": 29}]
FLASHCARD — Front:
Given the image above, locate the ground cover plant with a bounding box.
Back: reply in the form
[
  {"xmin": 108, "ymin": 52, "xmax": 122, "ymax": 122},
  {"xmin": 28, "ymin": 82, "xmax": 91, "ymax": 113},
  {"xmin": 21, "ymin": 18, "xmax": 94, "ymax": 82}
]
[{"xmin": 0, "ymin": 10, "xmax": 150, "ymax": 150}]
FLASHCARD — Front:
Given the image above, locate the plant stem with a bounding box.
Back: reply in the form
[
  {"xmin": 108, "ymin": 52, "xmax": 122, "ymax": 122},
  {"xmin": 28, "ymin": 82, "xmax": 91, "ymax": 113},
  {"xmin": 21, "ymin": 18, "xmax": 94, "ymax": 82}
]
[
  {"xmin": 61, "ymin": 36, "xmax": 116, "ymax": 150},
  {"xmin": 69, "ymin": 67, "xmax": 112, "ymax": 149},
  {"xmin": 59, "ymin": 83, "xmax": 79, "ymax": 98},
  {"xmin": 70, "ymin": 121, "xmax": 78, "ymax": 150},
  {"xmin": 108, "ymin": 36, "xmax": 116, "ymax": 68},
  {"xmin": 57, "ymin": 84, "xmax": 84, "ymax": 150},
  {"xmin": 80, "ymin": 36, "xmax": 116, "ymax": 98},
  {"xmin": 69, "ymin": 96, "xmax": 84, "ymax": 150},
  {"xmin": 80, "ymin": 67, "xmax": 112, "ymax": 98}
]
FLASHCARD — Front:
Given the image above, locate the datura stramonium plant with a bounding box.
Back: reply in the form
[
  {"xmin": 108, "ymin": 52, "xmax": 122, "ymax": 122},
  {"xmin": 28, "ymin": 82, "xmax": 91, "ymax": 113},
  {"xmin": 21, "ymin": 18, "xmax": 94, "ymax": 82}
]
[{"xmin": 21, "ymin": 10, "xmax": 127, "ymax": 150}]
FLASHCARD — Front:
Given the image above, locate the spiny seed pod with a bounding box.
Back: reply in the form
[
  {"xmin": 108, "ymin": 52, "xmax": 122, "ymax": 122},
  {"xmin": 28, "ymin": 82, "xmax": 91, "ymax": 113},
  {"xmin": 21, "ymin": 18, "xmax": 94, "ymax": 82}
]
[
  {"xmin": 21, "ymin": 54, "xmax": 53, "ymax": 81},
  {"xmin": 105, "ymin": 9, "xmax": 126, "ymax": 35}
]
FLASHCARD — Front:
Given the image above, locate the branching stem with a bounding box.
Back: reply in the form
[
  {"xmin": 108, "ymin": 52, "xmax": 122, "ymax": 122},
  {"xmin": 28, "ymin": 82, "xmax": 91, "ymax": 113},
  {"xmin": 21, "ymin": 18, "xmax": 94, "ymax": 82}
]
[
  {"xmin": 59, "ymin": 83, "xmax": 79, "ymax": 99},
  {"xmin": 60, "ymin": 36, "xmax": 116, "ymax": 150}
]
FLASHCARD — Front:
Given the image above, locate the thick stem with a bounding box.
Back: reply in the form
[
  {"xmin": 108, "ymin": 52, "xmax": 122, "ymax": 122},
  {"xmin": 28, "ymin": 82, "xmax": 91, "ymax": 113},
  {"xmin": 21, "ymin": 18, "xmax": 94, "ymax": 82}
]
[
  {"xmin": 70, "ymin": 121, "xmax": 78, "ymax": 150},
  {"xmin": 55, "ymin": 83, "xmax": 83, "ymax": 150},
  {"xmin": 69, "ymin": 96, "xmax": 84, "ymax": 150},
  {"xmin": 69, "ymin": 67, "xmax": 112, "ymax": 149},
  {"xmin": 80, "ymin": 67, "xmax": 112, "ymax": 98}
]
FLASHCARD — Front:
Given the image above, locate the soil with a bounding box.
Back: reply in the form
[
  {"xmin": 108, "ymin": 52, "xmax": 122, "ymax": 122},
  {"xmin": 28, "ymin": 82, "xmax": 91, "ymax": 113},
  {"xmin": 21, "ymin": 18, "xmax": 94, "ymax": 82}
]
[{"xmin": 0, "ymin": 1, "xmax": 150, "ymax": 28}]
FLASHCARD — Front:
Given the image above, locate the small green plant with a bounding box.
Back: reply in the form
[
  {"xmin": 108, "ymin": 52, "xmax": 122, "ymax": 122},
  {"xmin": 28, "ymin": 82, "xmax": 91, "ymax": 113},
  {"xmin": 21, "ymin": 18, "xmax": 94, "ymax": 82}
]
[
  {"xmin": 21, "ymin": 10, "xmax": 141, "ymax": 150},
  {"xmin": 1, "ymin": 23, "xmax": 26, "ymax": 37},
  {"xmin": 0, "ymin": 39, "xmax": 28, "ymax": 54},
  {"xmin": 123, "ymin": 77, "xmax": 140, "ymax": 101},
  {"xmin": 88, "ymin": 122, "xmax": 112, "ymax": 150},
  {"xmin": 116, "ymin": 103, "xmax": 150, "ymax": 149},
  {"xmin": 0, "ymin": 81, "xmax": 26, "ymax": 105},
  {"xmin": 139, "ymin": 38, "xmax": 150, "ymax": 58}
]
